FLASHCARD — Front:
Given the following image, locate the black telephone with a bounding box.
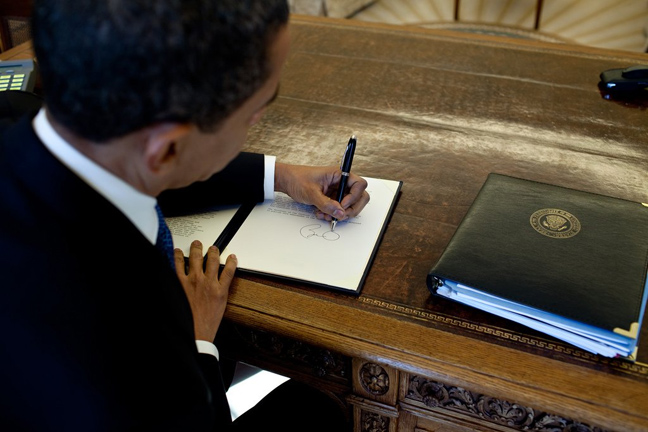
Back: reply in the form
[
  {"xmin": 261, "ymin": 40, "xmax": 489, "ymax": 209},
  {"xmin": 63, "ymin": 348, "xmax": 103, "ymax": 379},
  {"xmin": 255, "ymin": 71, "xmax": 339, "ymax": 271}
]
[{"xmin": 0, "ymin": 59, "xmax": 36, "ymax": 92}]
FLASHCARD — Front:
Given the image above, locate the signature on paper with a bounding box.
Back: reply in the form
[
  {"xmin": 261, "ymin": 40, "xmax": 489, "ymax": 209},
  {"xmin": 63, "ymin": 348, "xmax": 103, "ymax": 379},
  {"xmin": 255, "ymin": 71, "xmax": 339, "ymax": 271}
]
[{"xmin": 300, "ymin": 224, "xmax": 340, "ymax": 241}]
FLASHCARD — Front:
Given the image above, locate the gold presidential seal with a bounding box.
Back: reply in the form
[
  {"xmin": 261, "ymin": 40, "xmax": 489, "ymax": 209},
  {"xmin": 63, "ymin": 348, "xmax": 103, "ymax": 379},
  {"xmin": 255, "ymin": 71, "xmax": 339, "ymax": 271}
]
[{"xmin": 530, "ymin": 208, "xmax": 581, "ymax": 239}]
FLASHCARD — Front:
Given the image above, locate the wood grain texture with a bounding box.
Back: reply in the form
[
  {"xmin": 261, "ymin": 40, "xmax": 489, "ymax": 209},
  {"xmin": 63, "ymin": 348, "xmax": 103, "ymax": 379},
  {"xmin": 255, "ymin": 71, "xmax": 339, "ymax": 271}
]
[
  {"xmin": 227, "ymin": 16, "xmax": 648, "ymax": 432},
  {"xmin": 0, "ymin": 40, "xmax": 32, "ymax": 60}
]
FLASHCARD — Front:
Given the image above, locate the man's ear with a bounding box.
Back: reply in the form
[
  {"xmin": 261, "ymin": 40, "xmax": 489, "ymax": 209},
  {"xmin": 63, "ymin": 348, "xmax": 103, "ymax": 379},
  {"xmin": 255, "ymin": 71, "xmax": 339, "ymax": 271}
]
[{"xmin": 144, "ymin": 123, "xmax": 192, "ymax": 174}]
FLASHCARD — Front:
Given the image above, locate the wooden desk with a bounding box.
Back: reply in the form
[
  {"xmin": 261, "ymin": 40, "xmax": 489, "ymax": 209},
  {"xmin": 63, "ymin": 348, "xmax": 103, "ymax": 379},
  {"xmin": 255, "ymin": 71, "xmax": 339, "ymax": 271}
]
[
  {"xmin": 6, "ymin": 17, "xmax": 647, "ymax": 432},
  {"xmin": 0, "ymin": 40, "xmax": 33, "ymax": 61},
  {"xmin": 221, "ymin": 16, "xmax": 648, "ymax": 432}
]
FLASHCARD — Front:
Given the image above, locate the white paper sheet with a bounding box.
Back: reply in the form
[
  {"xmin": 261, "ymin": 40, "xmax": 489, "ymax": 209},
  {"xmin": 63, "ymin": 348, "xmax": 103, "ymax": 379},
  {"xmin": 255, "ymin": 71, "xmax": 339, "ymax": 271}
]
[{"xmin": 167, "ymin": 177, "xmax": 401, "ymax": 292}]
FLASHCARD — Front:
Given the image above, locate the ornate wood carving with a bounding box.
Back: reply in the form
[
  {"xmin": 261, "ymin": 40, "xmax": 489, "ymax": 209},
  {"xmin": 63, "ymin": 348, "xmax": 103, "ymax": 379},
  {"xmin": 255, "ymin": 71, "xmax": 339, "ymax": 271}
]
[
  {"xmin": 228, "ymin": 325, "xmax": 350, "ymax": 383},
  {"xmin": 361, "ymin": 410, "xmax": 390, "ymax": 432},
  {"xmin": 406, "ymin": 376, "xmax": 610, "ymax": 431},
  {"xmin": 359, "ymin": 363, "xmax": 390, "ymax": 396}
]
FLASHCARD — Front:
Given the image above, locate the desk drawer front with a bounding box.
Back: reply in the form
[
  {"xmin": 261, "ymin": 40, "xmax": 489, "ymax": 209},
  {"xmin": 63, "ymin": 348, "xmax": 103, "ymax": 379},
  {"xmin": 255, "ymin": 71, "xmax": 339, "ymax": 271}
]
[{"xmin": 402, "ymin": 374, "xmax": 610, "ymax": 432}]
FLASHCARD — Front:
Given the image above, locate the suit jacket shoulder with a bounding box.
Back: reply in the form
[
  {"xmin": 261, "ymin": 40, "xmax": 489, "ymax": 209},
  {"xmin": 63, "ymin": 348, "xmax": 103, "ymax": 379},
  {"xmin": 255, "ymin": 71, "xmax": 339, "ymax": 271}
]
[{"xmin": 0, "ymin": 115, "xmax": 238, "ymax": 430}]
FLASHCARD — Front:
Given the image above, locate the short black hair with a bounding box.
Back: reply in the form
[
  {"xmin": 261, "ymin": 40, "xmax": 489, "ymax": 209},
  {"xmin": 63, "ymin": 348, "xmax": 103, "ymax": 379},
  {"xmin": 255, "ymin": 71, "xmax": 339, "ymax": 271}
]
[{"xmin": 32, "ymin": 0, "xmax": 289, "ymax": 142}]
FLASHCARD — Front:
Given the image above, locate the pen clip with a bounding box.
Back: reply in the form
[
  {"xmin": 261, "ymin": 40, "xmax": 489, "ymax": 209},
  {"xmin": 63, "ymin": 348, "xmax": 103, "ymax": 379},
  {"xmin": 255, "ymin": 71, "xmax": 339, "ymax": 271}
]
[{"xmin": 340, "ymin": 135, "xmax": 356, "ymax": 172}]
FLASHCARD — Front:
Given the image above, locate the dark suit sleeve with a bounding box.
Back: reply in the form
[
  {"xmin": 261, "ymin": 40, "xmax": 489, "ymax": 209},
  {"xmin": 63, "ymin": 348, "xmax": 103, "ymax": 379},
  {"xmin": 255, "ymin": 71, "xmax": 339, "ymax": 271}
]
[
  {"xmin": 197, "ymin": 354, "xmax": 234, "ymax": 430},
  {"xmin": 157, "ymin": 152, "xmax": 266, "ymax": 216}
]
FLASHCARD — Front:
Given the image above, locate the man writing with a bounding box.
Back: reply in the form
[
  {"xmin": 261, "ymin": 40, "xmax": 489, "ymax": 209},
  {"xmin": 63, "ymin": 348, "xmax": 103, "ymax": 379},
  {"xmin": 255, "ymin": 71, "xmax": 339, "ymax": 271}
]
[{"xmin": 0, "ymin": 0, "xmax": 368, "ymax": 430}]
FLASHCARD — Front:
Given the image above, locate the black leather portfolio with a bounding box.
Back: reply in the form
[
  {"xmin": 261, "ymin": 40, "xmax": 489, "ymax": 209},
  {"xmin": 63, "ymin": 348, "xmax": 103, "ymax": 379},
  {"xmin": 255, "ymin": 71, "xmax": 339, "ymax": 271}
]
[{"xmin": 427, "ymin": 173, "xmax": 648, "ymax": 359}]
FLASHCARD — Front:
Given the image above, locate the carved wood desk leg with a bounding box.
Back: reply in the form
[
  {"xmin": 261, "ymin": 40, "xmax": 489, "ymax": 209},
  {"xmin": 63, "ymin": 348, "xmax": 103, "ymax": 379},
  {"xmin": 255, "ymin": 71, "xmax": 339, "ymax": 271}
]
[{"xmin": 348, "ymin": 359, "xmax": 399, "ymax": 432}]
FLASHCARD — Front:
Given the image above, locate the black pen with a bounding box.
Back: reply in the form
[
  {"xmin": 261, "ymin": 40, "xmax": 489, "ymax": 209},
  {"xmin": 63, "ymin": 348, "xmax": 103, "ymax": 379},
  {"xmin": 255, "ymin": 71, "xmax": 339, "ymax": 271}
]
[{"xmin": 330, "ymin": 135, "xmax": 356, "ymax": 231}]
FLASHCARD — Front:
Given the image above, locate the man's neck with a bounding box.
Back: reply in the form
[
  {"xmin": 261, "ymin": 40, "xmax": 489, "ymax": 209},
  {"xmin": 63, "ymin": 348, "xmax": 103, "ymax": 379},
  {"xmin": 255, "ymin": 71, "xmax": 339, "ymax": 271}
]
[{"xmin": 44, "ymin": 108, "xmax": 157, "ymax": 196}]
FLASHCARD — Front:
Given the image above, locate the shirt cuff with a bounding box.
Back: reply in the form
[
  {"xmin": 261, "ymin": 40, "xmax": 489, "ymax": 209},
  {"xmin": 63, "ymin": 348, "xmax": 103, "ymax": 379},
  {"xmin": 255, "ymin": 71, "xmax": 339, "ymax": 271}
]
[
  {"xmin": 263, "ymin": 155, "xmax": 276, "ymax": 200},
  {"xmin": 196, "ymin": 340, "xmax": 219, "ymax": 361}
]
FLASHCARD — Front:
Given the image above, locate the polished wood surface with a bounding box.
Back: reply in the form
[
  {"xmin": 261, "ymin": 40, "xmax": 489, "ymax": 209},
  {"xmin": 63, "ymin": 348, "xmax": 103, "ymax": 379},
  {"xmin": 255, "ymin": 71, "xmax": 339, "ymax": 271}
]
[
  {"xmin": 5, "ymin": 15, "xmax": 647, "ymax": 432},
  {"xmin": 0, "ymin": 39, "xmax": 32, "ymax": 60},
  {"xmin": 229, "ymin": 15, "xmax": 648, "ymax": 432}
]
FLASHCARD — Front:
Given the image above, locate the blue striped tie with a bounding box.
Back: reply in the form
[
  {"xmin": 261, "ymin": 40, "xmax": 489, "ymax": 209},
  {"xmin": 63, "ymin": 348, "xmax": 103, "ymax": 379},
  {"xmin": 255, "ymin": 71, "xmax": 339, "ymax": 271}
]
[{"xmin": 155, "ymin": 204, "xmax": 176, "ymax": 270}]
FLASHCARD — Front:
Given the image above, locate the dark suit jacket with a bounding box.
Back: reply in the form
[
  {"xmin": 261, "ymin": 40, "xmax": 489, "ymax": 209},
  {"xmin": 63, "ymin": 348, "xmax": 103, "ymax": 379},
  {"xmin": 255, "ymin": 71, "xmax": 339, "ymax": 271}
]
[{"xmin": 0, "ymin": 113, "xmax": 265, "ymax": 431}]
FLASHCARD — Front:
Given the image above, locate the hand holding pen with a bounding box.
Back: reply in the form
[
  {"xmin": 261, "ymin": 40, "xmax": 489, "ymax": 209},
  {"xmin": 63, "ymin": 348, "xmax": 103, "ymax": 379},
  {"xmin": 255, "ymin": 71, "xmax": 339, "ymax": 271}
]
[{"xmin": 330, "ymin": 135, "xmax": 357, "ymax": 231}]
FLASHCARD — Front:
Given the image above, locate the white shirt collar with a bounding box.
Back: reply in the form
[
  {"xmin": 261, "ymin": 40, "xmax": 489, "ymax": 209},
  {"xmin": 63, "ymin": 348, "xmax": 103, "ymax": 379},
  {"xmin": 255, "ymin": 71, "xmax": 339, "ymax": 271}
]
[{"xmin": 32, "ymin": 108, "xmax": 159, "ymax": 244}]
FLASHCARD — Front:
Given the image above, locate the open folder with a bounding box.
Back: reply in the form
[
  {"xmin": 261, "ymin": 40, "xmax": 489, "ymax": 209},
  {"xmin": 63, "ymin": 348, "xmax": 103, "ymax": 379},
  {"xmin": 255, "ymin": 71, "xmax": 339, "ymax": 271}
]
[
  {"xmin": 168, "ymin": 176, "xmax": 402, "ymax": 294},
  {"xmin": 427, "ymin": 174, "xmax": 648, "ymax": 359}
]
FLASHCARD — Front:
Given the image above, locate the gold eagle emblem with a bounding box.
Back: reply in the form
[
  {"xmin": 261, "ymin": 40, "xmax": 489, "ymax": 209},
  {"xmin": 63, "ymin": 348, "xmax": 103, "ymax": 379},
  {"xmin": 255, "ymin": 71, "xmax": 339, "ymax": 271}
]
[{"xmin": 530, "ymin": 209, "xmax": 581, "ymax": 238}]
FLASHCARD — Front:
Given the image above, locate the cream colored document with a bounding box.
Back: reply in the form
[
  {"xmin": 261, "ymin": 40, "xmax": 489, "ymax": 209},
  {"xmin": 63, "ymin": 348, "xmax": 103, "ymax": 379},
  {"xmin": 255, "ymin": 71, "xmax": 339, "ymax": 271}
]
[{"xmin": 167, "ymin": 177, "xmax": 401, "ymax": 293}]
